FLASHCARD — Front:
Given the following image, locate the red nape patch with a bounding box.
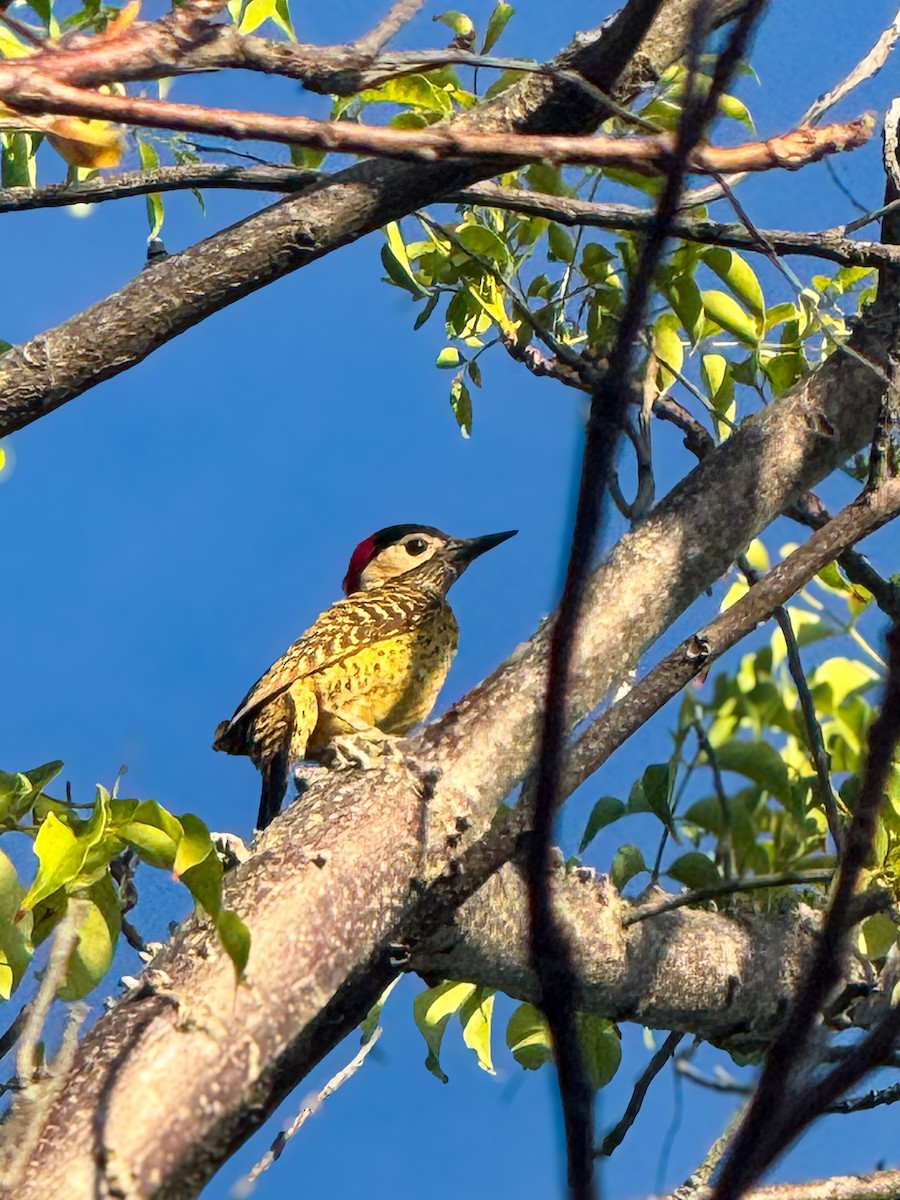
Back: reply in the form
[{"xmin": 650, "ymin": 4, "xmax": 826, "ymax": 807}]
[{"xmin": 342, "ymin": 536, "xmax": 376, "ymax": 595}]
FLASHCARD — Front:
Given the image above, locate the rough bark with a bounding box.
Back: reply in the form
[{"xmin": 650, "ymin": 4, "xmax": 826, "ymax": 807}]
[
  {"xmin": 0, "ymin": 0, "xmax": 747, "ymax": 437},
  {"xmin": 411, "ymin": 868, "xmax": 823, "ymax": 1054}
]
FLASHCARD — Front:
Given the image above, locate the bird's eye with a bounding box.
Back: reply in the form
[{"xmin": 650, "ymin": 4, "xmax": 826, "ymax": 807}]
[{"xmin": 405, "ymin": 537, "xmax": 429, "ymax": 556}]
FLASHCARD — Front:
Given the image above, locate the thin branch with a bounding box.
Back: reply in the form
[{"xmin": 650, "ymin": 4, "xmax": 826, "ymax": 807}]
[
  {"xmin": 622, "ymin": 871, "xmax": 834, "ymax": 927},
  {"xmin": 673, "ymin": 1104, "xmax": 749, "ymax": 1200},
  {"xmin": 682, "ymin": 4, "xmax": 900, "ymax": 212},
  {"xmin": 562, "ymin": 479, "xmax": 900, "ymax": 802},
  {"xmin": 0, "ymin": 69, "xmax": 874, "ymax": 168},
  {"xmin": 452, "ymin": 183, "xmax": 899, "ymax": 269},
  {"xmin": 15, "ymin": 908, "xmax": 80, "ymax": 1088},
  {"xmin": 738, "ymin": 556, "xmax": 843, "ymax": 850},
  {"xmin": 801, "ymin": 4, "xmax": 900, "ymax": 126},
  {"xmin": 0, "ymin": 163, "xmax": 321, "ymax": 213},
  {"xmin": 597, "ymin": 1032, "xmax": 684, "ymax": 1157},
  {"xmin": 787, "ymin": 492, "xmax": 900, "ymax": 622},
  {"xmin": 1, "ymin": 906, "xmax": 87, "ymax": 1190},
  {"xmin": 353, "ymin": 0, "xmax": 425, "ymax": 56},
  {"xmin": 829, "ymin": 1081, "xmax": 900, "ymax": 1114},
  {"xmin": 238, "ymin": 1026, "xmax": 383, "ymax": 1191}
]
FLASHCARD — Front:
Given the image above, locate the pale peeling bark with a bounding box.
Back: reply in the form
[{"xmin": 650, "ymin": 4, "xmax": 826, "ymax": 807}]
[
  {"xmin": 411, "ymin": 867, "xmax": 822, "ymax": 1054},
  {"xmin": 11, "ymin": 287, "xmax": 900, "ymax": 1198}
]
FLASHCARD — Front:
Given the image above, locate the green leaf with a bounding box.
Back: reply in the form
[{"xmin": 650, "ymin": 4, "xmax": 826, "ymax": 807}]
[
  {"xmin": 360, "ymin": 75, "xmax": 451, "ymax": 116},
  {"xmin": 414, "ymin": 980, "xmax": 477, "ymax": 1082},
  {"xmin": 22, "ymin": 761, "xmax": 64, "ymax": 794},
  {"xmin": 579, "ymin": 797, "xmax": 626, "ymax": 852},
  {"xmin": 578, "ymin": 1015, "xmax": 621, "ymax": 1092},
  {"xmin": 450, "ymin": 372, "xmax": 472, "ymax": 438},
  {"xmin": 641, "ymin": 763, "xmax": 677, "ymax": 836},
  {"xmin": 664, "ymin": 271, "xmax": 704, "ymax": 346},
  {"xmin": 434, "ymin": 9, "xmax": 475, "ymax": 40},
  {"xmin": 547, "ymin": 224, "xmax": 575, "ymax": 263},
  {"xmin": 436, "ymin": 347, "xmax": 462, "ymax": 368},
  {"xmin": 413, "ymin": 293, "xmax": 439, "ymax": 330},
  {"xmin": 702, "ymin": 289, "xmax": 761, "ymax": 347},
  {"xmin": 21, "ymin": 813, "xmax": 87, "ymax": 912},
  {"xmin": 810, "ymin": 657, "xmax": 880, "ymax": 713},
  {"xmin": 506, "ymin": 1001, "xmax": 552, "ymax": 1070},
  {"xmin": 138, "ymin": 141, "xmax": 164, "ymax": 240},
  {"xmin": 57, "ymin": 878, "xmax": 122, "ymax": 1001},
  {"xmin": 382, "ymin": 222, "xmax": 430, "ymax": 298},
  {"xmin": 858, "ymin": 912, "xmax": 896, "ymax": 960},
  {"xmin": 666, "ymin": 851, "xmax": 721, "ymax": 890},
  {"xmin": 361, "ymin": 976, "xmax": 401, "ymax": 1044},
  {"xmin": 718, "ymin": 92, "xmax": 755, "ymax": 131},
  {"xmin": 118, "ymin": 800, "xmax": 183, "ymax": 870},
  {"xmin": 456, "ymin": 222, "xmax": 509, "ymax": 265},
  {"xmin": 460, "ymin": 986, "xmax": 495, "ymax": 1074},
  {"xmin": 1, "ymin": 132, "xmax": 38, "ymax": 189},
  {"xmin": 481, "ymin": 1, "xmax": 514, "ymax": 52},
  {"xmin": 712, "ymin": 739, "xmax": 792, "ymax": 804},
  {"xmin": 611, "ymin": 844, "xmax": 647, "ymax": 891},
  {"xmin": 180, "ymin": 850, "xmax": 224, "ymax": 919},
  {"xmin": 216, "ymin": 909, "xmax": 251, "ymax": 979},
  {"xmin": 0, "ymin": 850, "xmax": 31, "ymax": 998},
  {"xmin": 652, "ymin": 313, "xmax": 683, "ymax": 389}
]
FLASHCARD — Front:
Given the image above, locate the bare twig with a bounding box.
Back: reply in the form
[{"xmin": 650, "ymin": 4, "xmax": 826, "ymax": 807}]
[
  {"xmin": 353, "ymin": 0, "xmax": 425, "ymax": 56},
  {"xmin": 801, "ymin": 4, "xmax": 900, "ymax": 126},
  {"xmin": 683, "ymin": 4, "xmax": 900, "ymax": 211},
  {"xmin": 15, "ymin": 909, "xmax": 80, "ymax": 1088},
  {"xmin": 1, "ymin": 905, "xmax": 87, "ymax": 1190},
  {"xmin": 597, "ymin": 1032, "xmax": 684, "ymax": 1157},
  {"xmin": 738, "ymin": 556, "xmax": 843, "ymax": 850},
  {"xmin": 622, "ymin": 871, "xmax": 834, "ymax": 927},
  {"xmin": 237, "ymin": 1027, "xmax": 383, "ymax": 1192},
  {"xmin": 828, "ymin": 1081, "xmax": 900, "ymax": 1114}
]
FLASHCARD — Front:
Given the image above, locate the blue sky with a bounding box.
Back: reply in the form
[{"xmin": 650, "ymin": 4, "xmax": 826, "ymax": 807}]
[{"xmin": 3, "ymin": 0, "xmax": 900, "ymax": 1196}]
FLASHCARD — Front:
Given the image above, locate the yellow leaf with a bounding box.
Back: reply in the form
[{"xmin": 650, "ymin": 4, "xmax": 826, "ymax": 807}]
[
  {"xmin": 46, "ymin": 118, "xmax": 124, "ymax": 169},
  {"xmin": 101, "ymin": 1, "xmax": 141, "ymax": 39}
]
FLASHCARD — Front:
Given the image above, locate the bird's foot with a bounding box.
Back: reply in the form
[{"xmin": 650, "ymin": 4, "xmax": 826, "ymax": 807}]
[
  {"xmin": 211, "ymin": 831, "xmax": 252, "ymax": 867},
  {"xmin": 323, "ymin": 732, "xmax": 403, "ymax": 771}
]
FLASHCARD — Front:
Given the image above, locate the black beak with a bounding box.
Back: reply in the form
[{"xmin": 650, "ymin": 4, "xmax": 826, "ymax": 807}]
[{"xmin": 449, "ymin": 529, "xmax": 517, "ymax": 566}]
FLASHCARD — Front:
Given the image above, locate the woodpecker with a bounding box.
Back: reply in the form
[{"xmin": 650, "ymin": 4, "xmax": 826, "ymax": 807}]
[{"xmin": 213, "ymin": 524, "xmax": 516, "ymax": 830}]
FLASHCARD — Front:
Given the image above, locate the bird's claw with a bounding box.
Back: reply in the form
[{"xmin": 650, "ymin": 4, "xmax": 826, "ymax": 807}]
[{"xmin": 323, "ymin": 733, "xmax": 403, "ymax": 771}]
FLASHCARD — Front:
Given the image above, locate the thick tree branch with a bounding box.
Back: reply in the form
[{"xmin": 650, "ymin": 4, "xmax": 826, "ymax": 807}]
[
  {"xmin": 0, "ymin": 0, "xmax": 744, "ymax": 438},
  {"xmin": 409, "ymin": 868, "xmax": 829, "ymax": 1055}
]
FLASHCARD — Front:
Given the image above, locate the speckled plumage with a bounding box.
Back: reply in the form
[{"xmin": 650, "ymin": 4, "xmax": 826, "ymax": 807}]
[
  {"xmin": 213, "ymin": 526, "xmax": 515, "ymax": 830},
  {"xmin": 214, "ymin": 581, "xmax": 458, "ymax": 765}
]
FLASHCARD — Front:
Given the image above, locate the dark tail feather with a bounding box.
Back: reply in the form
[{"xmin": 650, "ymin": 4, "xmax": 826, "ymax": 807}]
[{"xmin": 257, "ymin": 749, "xmax": 290, "ymax": 830}]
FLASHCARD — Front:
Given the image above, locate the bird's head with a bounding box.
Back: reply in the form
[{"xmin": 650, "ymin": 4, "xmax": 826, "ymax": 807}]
[{"xmin": 342, "ymin": 524, "xmax": 517, "ymax": 595}]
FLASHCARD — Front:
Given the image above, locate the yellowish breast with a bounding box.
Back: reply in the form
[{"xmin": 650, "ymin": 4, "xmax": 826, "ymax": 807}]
[{"xmin": 307, "ymin": 604, "xmax": 459, "ymax": 751}]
